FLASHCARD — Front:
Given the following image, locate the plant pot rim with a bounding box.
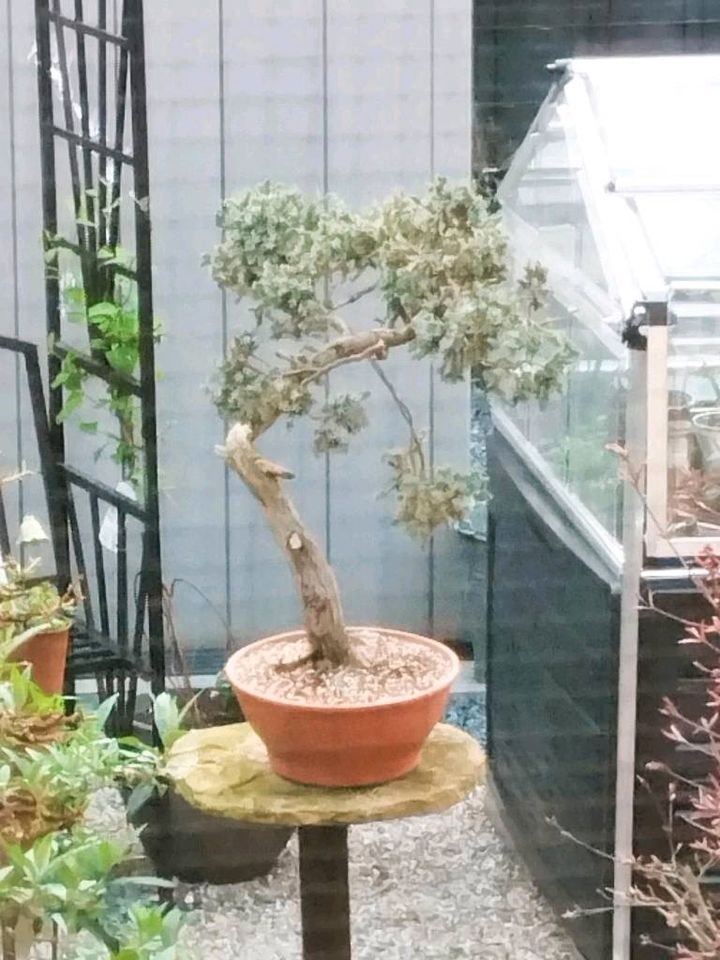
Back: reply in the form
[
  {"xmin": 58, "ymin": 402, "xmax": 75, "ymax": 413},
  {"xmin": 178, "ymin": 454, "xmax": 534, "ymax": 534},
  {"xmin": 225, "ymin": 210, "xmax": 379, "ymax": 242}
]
[
  {"xmin": 226, "ymin": 626, "xmax": 459, "ymax": 712},
  {"xmin": 693, "ymin": 409, "xmax": 720, "ymax": 428},
  {"xmin": 34, "ymin": 624, "xmax": 71, "ymax": 636},
  {"xmin": 12, "ymin": 624, "xmax": 71, "ymax": 644}
]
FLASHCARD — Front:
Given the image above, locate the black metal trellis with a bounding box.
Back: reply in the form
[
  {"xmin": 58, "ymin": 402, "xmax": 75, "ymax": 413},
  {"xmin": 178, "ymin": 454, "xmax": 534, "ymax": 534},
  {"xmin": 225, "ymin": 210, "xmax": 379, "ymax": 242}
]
[
  {"xmin": 0, "ymin": 334, "xmax": 138, "ymax": 686},
  {"xmin": 33, "ymin": 0, "xmax": 164, "ymax": 728},
  {"xmin": 0, "ymin": 335, "xmax": 67, "ymax": 571}
]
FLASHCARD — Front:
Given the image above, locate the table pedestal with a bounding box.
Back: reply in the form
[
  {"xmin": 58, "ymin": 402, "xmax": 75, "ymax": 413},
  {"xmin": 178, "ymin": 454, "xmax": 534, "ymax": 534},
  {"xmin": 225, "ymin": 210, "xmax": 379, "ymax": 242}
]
[
  {"xmin": 165, "ymin": 722, "xmax": 485, "ymax": 960},
  {"xmin": 299, "ymin": 825, "xmax": 351, "ymax": 960}
]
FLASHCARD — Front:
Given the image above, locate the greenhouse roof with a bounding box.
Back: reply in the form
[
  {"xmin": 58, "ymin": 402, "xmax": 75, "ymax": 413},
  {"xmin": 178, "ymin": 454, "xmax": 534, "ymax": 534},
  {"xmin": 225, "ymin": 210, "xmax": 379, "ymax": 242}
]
[{"xmin": 499, "ymin": 55, "xmax": 720, "ymax": 321}]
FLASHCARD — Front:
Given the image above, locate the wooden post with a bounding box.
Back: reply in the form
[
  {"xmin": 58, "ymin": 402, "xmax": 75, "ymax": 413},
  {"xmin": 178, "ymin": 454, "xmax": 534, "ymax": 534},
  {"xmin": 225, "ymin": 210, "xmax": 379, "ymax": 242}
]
[{"xmin": 298, "ymin": 825, "xmax": 352, "ymax": 960}]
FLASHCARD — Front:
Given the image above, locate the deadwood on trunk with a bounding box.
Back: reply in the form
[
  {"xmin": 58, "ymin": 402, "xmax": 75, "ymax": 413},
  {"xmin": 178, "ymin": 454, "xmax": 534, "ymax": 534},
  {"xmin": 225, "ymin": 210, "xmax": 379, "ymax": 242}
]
[{"xmin": 219, "ymin": 423, "xmax": 350, "ymax": 664}]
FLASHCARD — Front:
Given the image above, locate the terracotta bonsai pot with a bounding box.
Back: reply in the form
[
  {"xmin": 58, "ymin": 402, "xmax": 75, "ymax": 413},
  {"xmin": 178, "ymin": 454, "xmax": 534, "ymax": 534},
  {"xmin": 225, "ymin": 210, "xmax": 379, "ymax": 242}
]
[
  {"xmin": 9, "ymin": 625, "xmax": 69, "ymax": 695},
  {"xmin": 225, "ymin": 627, "xmax": 459, "ymax": 787}
]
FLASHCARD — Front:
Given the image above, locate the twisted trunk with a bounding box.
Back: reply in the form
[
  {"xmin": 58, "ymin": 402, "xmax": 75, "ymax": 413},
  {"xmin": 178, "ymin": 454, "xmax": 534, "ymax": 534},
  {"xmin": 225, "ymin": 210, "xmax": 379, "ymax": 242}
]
[{"xmin": 219, "ymin": 423, "xmax": 350, "ymax": 664}]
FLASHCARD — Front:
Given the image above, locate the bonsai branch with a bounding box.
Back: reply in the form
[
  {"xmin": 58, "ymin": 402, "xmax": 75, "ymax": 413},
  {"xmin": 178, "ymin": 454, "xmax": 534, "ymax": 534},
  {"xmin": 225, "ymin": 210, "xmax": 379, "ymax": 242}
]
[
  {"xmin": 279, "ymin": 325, "xmax": 415, "ymax": 391},
  {"xmin": 218, "ymin": 423, "xmax": 351, "ymax": 664},
  {"xmin": 370, "ymin": 358, "xmax": 425, "ymax": 469},
  {"xmin": 326, "ymin": 313, "xmax": 425, "ymax": 466},
  {"xmin": 332, "ymin": 282, "xmax": 377, "ymax": 310}
]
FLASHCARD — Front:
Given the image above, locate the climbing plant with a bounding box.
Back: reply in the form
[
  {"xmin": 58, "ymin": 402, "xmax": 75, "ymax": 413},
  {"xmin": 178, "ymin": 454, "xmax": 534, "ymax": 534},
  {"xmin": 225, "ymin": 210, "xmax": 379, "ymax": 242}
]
[{"xmin": 45, "ymin": 205, "xmax": 160, "ymax": 491}]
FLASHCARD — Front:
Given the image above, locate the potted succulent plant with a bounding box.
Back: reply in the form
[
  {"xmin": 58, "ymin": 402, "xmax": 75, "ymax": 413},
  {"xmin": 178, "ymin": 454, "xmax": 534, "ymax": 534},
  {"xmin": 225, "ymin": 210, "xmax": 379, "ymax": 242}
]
[
  {"xmin": 0, "ymin": 663, "xmax": 185, "ymax": 959},
  {"xmin": 0, "ymin": 559, "xmax": 76, "ymax": 695},
  {"xmin": 125, "ymin": 690, "xmax": 293, "ymax": 885},
  {"xmin": 210, "ymin": 178, "xmax": 572, "ymax": 787}
]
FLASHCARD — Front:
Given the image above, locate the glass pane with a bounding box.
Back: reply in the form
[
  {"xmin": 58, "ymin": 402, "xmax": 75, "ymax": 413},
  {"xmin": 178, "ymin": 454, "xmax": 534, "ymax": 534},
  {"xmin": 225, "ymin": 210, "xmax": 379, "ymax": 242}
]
[
  {"xmin": 522, "ymin": 298, "xmax": 624, "ymax": 538},
  {"xmin": 502, "ymin": 95, "xmax": 608, "ymax": 293},
  {"xmin": 492, "ymin": 295, "xmax": 627, "ymax": 540},
  {"xmin": 563, "ymin": 318, "xmax": 624, "ymax": 537},
  {"xmin": 582, "ymin": 56, "xmax": 720, "ymax": 189},
  {"xmin": 667, "ymin": 291, "xmax": 720, "ymax": 538},
  {"xmin": 527, "ymin": 298, "xmax": 572, "ymax": 484},
  {"xmin": 633, "ymin": 193, "xmax": 720, "ymax": 281}
]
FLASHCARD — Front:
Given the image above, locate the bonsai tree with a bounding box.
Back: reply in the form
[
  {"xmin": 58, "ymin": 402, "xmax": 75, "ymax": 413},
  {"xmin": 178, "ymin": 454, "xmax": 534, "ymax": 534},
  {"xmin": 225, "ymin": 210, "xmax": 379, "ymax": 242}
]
[{"xmin": 211, "ymin": 179, "xmax": 573, "ymax": 667}]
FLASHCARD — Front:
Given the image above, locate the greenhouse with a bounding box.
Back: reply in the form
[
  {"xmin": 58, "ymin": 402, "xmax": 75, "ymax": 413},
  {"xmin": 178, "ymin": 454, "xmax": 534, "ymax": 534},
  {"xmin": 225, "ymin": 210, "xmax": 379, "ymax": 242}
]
[
  {"xmin": 1, "ymin": 3, "xmax": 720, "ymax": 960},
  {"xmin": 489, "ymin": 52, "xmax": 720, "ymax": 960}
]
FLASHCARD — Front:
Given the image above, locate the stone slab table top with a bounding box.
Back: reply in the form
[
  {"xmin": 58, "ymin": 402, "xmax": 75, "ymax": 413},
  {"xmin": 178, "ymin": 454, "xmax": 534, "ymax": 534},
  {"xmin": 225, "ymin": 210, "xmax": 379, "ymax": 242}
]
[{"xmin": 165, "ymin": 721, "xmax": 486, "ymax": 827}]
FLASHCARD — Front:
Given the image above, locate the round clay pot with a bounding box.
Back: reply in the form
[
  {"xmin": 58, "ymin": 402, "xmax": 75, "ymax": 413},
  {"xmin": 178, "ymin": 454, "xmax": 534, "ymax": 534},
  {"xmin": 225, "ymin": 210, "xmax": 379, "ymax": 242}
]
[
  {"xmin": 225, "ymin": 628, "xmax": 459, "ymax": 787},
  {"xmin": 129, "ymin": 787, "xmax": 293, "ymax": 884},
  {"xmin": 8, "ymin": 626, "xmax": 69, "ymax": 695}
]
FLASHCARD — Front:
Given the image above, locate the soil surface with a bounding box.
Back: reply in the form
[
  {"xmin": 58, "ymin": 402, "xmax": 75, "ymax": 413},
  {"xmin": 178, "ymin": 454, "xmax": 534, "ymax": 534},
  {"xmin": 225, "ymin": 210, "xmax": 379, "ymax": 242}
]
[{"xmin": 234, "ymin": 628, "xmax": 452, "ymax": 706}]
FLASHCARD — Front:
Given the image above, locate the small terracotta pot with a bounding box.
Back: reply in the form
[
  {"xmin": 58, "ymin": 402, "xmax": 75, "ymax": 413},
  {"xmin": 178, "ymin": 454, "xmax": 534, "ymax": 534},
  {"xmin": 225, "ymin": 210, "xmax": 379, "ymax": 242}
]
[
  {"xmin": 9, "ymin": 626, "xmax": 70, "ymax": 695},
  {"xmin": 225, "ymin": 627, "xmax": 459, "ymax": 787}
]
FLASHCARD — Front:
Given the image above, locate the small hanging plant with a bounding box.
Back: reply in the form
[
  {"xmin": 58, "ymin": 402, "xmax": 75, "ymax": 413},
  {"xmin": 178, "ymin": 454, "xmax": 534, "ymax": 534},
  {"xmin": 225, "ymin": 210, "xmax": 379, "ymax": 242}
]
[{"xmin": 210, "ymin": 178, "xmax": 573, "ymax": 668}]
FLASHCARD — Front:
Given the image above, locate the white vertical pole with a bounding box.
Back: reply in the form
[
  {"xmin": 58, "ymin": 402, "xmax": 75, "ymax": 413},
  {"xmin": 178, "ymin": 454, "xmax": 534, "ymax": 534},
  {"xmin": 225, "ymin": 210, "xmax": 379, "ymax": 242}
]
[{"xmin": 612, "ymin": 343, "xmax": 648, "ymax": 960}]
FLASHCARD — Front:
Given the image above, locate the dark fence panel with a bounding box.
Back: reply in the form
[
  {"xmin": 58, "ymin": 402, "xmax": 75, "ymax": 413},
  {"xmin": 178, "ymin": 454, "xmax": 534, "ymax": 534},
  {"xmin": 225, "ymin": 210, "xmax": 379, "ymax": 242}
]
[{"xmin": 473, "ymin": 0, "xmax": 720, "ymax": 171}]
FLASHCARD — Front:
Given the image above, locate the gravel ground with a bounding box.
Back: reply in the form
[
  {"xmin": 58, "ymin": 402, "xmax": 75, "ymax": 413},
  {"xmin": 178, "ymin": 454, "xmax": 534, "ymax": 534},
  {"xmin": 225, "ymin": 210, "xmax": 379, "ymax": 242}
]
[
  {"xmin": 445, "ymin": 690, "xmax": 486, "ymax": 742},
  {"xmin": 177, "ymin": 786, "xmax": 578, "ymax": 960}
]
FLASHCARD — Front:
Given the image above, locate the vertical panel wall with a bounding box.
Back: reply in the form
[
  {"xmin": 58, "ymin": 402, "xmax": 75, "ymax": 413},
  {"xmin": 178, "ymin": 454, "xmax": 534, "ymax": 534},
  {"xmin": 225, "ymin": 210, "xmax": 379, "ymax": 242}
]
[
  {"xmin": 325, "ymin": 2, "xmax": 433, "ymax": 634},
  {"xmin": 221, "ymin": 2, "xmax": 328, "ymax": 649},
  {"xmin": 0, "ymin": 0, "xmax": 472, "ymax": 664},
  {"xmin": 0, "ymin": 0, "xmax": 18, "ymax": 533},
  {"xmin": 142, "ymin": 4, "xmax": 227, "ymax": 660},
  {"xmin": 429, "ymin": 0, "xmax": 473, "ymax": 642},
  {"xmin": 0, "ymin": 0, "xmax": 48, "ymax": 547}
]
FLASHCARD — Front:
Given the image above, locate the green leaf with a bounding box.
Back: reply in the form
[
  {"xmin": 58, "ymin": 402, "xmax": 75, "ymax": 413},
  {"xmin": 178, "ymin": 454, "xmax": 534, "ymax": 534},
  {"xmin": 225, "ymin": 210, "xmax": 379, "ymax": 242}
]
[
  {"xmin": 88, "ymin": 301, "xmax": 119, "ymax": 321},
  {"xmin": 125, "ymin": 781, "xmax": 158, "ymax": 819},
  {"xmin": 152, "ymin": 692, "xmax": 182, "ymax": 750},
  {"xmin": 94, "ymin": 693, "xmax": 119, "ymax": 729},
  {"xmin": 106, "ymin": 344, "xmax": 137, "ymax": 374},
  {"xmin": 50, "ymin": 914, "xmax": 68, "ymax": 936},
  {"xmin": 117, "ymin": 875, "xmax": 176, "ymax": 889},
  {"xmin": 43, "ymin": 883, "xmax": 68, "ymax": 901},
  {"xmin": 56, "ymin": 391, "xmax": 83, "ymax": 422},
  {"xmin": 64, "ymin": 285, "xmax": 86, "ymax": 304},
  {"xmin": 79, "ymin": 421, "xmax": 99, "ymax": 434}
]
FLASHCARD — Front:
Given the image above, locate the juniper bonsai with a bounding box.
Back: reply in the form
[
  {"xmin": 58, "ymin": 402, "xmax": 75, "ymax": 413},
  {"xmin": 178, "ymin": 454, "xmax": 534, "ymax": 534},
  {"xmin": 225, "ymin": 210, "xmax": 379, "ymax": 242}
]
[{"xmin": 210, "ymin": 179, "xmax": 572, "ymax": 666}]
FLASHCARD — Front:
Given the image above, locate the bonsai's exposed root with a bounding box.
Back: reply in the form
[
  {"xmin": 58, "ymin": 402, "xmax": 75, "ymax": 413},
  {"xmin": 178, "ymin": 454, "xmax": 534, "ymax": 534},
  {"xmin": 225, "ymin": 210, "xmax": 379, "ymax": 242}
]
[
  {"xmin": 274, "ymin": 651, "xmax": 319, "ymax": 674},
  {"xmin": 273, "ymin": 634, "xmax": 365, "ymax": 674}
]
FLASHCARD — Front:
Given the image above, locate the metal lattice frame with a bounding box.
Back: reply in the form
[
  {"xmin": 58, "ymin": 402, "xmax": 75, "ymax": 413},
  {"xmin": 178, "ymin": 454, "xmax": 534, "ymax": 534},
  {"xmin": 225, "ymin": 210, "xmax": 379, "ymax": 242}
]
[
  {"xmin": 34, "ymin": 0, "xmax": 164, "ymax": 728},
  {"xmin": 0, "ymin": 335, "xmax": 68, "ymax": 570}
]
